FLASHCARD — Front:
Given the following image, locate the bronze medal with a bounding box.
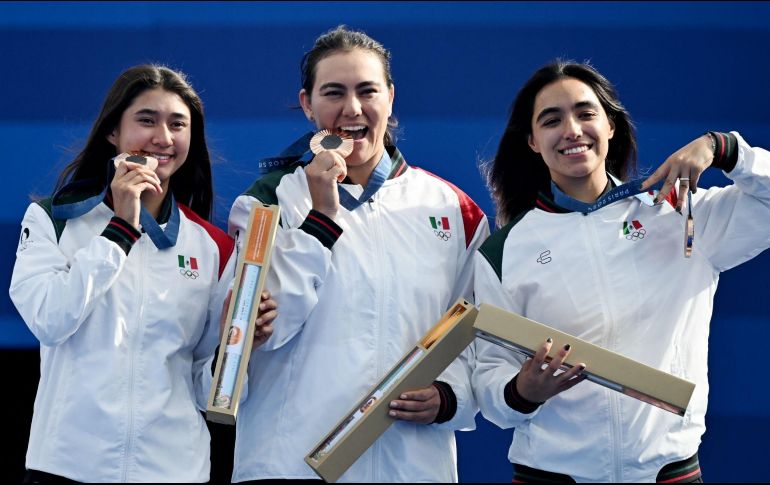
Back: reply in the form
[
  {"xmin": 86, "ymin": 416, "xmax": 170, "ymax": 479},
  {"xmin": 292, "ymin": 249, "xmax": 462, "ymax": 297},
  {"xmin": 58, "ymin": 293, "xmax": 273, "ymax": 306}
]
[
  {"xmin": 113, "ymin": 151, "xmax": 159, "ymax": 171},
  {"xmin": 309, "ymin": 130, "xmax": 354, "ymax": 158},
  {"xmin": 684, "ymin": 192, "xmax": 694, "ymax": 258}
]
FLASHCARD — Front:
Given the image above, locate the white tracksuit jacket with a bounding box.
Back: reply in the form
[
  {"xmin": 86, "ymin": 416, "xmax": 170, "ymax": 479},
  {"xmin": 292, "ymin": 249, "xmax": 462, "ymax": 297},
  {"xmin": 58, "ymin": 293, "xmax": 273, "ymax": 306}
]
[
  {"xmin": 473, "ymin": 133, "xmax": 770, "ymax": 482},
  {"xmin": 9, "ymin": 194, "xmax": 235, "ymax": 482},
  {"xmin": 227, "ymin": 147, "xmax": 489, "ymax": 482}
]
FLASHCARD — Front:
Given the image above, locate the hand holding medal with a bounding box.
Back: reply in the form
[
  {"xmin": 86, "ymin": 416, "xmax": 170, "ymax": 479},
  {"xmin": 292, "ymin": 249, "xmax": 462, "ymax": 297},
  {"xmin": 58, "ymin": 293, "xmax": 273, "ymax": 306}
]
[
  {"xmin": 309, "ymin": 130, "xmax": 354, "ymax": 183},
  {"xmin": 113, "ymin": 151, "xmax": 159, "ymax": 172},
  {"xmin": 305, "ymin": 130, "xmax": 354, "ymax": 219}
]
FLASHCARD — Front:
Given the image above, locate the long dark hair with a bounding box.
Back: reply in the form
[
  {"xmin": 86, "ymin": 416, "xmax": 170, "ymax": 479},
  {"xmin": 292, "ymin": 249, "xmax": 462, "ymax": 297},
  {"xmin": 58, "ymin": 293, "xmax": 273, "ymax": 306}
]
[
  {"xmin": 483, "ymin": 60, "xmax": 638, "ymax": 226},
  {"xmin": 300, "ymin": 25, "xmax": 399, "ymax": 145},
  {"xmin": 54, "ymin": 64, "xmax": 214, "ymax": 220}
]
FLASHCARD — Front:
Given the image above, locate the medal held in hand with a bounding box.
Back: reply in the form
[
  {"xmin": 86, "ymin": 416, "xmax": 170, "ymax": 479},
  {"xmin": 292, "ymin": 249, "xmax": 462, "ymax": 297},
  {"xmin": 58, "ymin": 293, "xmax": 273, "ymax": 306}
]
[
  {"xmin": 684, "ymin": 191, "xmax": 694, "ymax": 258},
  {"xmin": 112, "ymin": 151, "xmax": 159, "ymax": 171},
  {"xmin": 309, "ymin": 130, "xmax": 354, "ymax": 158}
]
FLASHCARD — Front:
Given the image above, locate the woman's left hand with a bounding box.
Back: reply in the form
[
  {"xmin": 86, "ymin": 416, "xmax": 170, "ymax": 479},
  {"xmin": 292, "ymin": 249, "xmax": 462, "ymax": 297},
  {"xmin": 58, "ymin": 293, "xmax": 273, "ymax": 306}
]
[
  {"xmin": 217, "ymin": 290, "xmax": 277, "ymax": 348},
  {"xmin": 252, "ymin": 290, "xmax": 277, "ymax": 348},
  {"xmin": 388, "ymin": 385, "xmax": 441, "ymax": 424},
  {"xmin": 641, "ymin": 134, "xmax": 714, "ymax": 212}
]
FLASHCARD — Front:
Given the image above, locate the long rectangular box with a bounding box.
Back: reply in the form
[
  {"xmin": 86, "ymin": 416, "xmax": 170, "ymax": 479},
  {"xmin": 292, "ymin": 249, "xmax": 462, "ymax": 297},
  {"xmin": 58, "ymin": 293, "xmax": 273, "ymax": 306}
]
[
  {"xmin": 206, "ymin": 203, "xmax": 280, "ymax": 425},
  {"xmin": 305, "ymin": 300, "xmax": 479, "ymax": 483},
  {"xmin": 473, "ymin": 304, "xmax": 695, "ymax": 416}
]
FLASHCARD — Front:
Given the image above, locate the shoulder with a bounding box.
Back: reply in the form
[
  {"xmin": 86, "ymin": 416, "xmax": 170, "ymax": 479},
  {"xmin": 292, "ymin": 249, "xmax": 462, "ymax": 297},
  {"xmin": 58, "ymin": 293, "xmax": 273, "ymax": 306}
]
[
  {"xmin": 241, "ymin": 163, "xmax": 305, "ymax": 205},
  {"xmin": 478, "ymin": 210, "xmax": 529, "ymax": 281},
  {"xmin": 33, "ymin": 197, "xmax": 67, "ymax": 242},
  {"xmin": 178, "ymin": 204, "xmax": 234, "ymax": 278},
  {"xmin": 411, "ymin": 167, "xmax": 486, "ymax": 235}
]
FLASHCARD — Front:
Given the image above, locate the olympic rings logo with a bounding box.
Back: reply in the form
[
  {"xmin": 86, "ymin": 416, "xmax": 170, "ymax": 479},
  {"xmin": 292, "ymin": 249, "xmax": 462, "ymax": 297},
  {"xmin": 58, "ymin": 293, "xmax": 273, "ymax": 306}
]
[
  {"xmin": 179, "ymin": 268, "xmax": 199, "ymax": 279},
  {"xmin": 434, "ymin": 230, "xmax": 451, "ymax": 241},
  {"xmin": 625, "ymin": 228, "xmax": 646, "ymax": 241}
]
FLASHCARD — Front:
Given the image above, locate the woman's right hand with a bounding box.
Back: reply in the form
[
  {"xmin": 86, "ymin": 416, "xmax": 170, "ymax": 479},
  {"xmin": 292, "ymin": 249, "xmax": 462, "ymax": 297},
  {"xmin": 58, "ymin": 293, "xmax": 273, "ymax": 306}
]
[
  {"xmin": 305, "ymin": 150, "xmax": 347, "ymax": 220},
  {"xmin": 516, "ymin": 339, "xmax": 586, "ymax": 403},
  {"xmin": 111, "ymin": 160, "xmax": 162, "ymax": 229}
]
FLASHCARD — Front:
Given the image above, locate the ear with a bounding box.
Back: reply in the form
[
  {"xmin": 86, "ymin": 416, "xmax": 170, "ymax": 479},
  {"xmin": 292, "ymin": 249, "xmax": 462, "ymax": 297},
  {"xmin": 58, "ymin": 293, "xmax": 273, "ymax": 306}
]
[
  {"xmin": 527, "ymin": 133, "xmax": 541, "ymax": 154},
  {"xmin": 299, "ymin": 89, "xmax": 314, "ymax": 122},
  {"xmin": 608, "ymin": 117, "xmax": 616, "ymax": 140},
  {"xmin": 387, "ymin": 83, "xmax": 395, "ymax": 117},
  {"xmin": 106, "ymin": 128, "xmax": 118, "ymax": 147}
]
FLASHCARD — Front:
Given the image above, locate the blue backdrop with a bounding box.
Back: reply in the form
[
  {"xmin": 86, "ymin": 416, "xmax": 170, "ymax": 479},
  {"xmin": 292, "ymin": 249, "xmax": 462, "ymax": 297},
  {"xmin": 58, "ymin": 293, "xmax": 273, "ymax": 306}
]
[{"xmin": 1, "ymin": 1, "xmax": 769, "ymax": 482}]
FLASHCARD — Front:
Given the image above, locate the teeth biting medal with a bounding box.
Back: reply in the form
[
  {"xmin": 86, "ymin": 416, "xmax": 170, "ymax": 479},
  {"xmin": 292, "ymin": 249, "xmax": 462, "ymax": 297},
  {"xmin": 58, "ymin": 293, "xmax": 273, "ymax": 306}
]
[
  {"xmin": 113, "ymin": 151, "xmax": 159, "ymax": 171},
  {"xmin": 309, "ymin": 130, "xmax": 354, "ymax": 158}
]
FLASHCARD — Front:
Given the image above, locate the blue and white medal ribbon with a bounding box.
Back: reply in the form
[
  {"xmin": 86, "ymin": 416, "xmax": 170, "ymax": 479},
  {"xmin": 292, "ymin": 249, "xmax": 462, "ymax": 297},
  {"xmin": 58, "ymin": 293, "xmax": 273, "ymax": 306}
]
[
  {"xmin": 259, "ymin": 131, "xmax": 393, "ymax": 212},
  {"xmin": 257, "ymin": 131, "xmax": 315, "ymax": 176},
  {"xmin": 337, "ymin": 150, "xmax": 391, "ymax": 211},
  {"xmin": 550, "ymin": 174, "xmax": 664, "ymax": 214},
  {"xmin": 52, "ymin": 163, "xmax": 180, "ymax": 250}
]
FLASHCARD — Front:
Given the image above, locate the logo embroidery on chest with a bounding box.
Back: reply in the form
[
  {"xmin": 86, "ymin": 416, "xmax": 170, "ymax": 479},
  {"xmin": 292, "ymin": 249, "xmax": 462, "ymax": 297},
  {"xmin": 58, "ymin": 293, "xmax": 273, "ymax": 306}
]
[
  {"xmin": 621, "ymin": 220, "xmax": 647, "ymax": 241},
  {"xmin": 178, "ymin": 254, "xmax": 200, "ymax": 279},
  {"xmin": 536, "ymin": 250, "xmax": 552, "ymax": 264},
  {"xmin": 429, "ymin": 216, "xmax": 451, "ymax": 241}
]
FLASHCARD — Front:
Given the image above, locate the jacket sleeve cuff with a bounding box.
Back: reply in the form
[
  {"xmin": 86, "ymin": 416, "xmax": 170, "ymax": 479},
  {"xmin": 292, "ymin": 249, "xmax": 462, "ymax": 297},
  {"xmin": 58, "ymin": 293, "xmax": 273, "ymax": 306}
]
[
  {"xmin": 431, "ymin": 380, "xmax": 457, "ymax": 424},
  {"xmin": 298, "ymin": 210, "xmax": 343, "ymax": 249},
  {"xmin": 101, "ymin": 216, "xmax": 141, "ymax": 255},
  {"xmin": 504, "ymin": 374, "xmax": 544, "ymax": 414},
  {"xmin": 709, "ymin": 131, "xmax": 739, "ymax": 173}
]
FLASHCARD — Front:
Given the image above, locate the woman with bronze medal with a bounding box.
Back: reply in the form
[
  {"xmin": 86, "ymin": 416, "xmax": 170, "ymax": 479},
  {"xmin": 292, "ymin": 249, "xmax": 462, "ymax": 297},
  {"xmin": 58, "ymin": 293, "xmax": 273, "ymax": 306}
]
[
  {"xmin": 472, "ymin": 60, "xmax": 770, "ymax": 482},
  {"xmin": 9, "ymin": 65, "xmax": 277, "ymax": 483},
  {"xmin": 227, "ymin": 26, "xmax": 490, "ymax": 482}
]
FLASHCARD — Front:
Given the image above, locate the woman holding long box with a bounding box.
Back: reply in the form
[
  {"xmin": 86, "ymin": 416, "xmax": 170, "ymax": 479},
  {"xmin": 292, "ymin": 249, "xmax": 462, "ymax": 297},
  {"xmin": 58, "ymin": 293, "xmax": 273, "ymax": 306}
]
[{"xmin": 472, "ymin": 60, "xmax": 770, "ymax": 482}]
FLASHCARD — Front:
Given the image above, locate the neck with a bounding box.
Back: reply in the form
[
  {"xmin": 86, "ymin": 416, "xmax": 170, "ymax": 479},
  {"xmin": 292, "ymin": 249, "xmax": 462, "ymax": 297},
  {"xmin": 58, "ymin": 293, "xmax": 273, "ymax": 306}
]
[
  {"xmin": 347, "ymin": 147, "xmax": 385, "ymax": 187},
  {"xmin": 552, "ymin": 171, "xmax": 609, "ymax": 204},
  {"xmin": 141, "ymin": 181, "xmax": 170, "ymax": 219}
]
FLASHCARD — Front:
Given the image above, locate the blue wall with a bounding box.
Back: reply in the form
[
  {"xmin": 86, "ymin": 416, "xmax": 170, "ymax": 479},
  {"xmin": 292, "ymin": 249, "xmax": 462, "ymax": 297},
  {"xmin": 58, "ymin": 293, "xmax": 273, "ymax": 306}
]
[{"xmin": 2, "ymin": 2, "xmax": 769, "ymax": 482}]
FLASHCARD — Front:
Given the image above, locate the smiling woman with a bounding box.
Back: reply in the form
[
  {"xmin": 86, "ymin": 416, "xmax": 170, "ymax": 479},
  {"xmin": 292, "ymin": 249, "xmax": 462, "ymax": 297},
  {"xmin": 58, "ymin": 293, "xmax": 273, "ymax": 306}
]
[
  {"xmin": 473, "ymin": 59, "xmax": 770, "ymax": 482},
  {"xmin": 226, "ymin": 25, "xmax": 490, "ymax": 482},
  {"xmin": 7, "ymin": 64, "xmax": 277, "ymax": 483}
]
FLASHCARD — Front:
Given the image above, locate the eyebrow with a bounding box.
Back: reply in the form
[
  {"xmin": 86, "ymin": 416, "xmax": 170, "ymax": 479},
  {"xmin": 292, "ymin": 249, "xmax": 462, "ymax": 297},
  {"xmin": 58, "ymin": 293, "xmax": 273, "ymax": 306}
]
[
  {"xmin": 535, "ymin": 100, "xmax": 600, "ymax": 123},
  {"xmin": 133, "ymin": 108, "xmax": 190, "ymax": 120},
  {"xmin": 318, "ymin": 81, "xmax": 381, "ymax": 91}
]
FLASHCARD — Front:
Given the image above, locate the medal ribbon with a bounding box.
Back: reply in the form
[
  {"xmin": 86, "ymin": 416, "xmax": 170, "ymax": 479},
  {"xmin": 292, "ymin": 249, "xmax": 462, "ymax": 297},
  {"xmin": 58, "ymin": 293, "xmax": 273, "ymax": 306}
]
[
  {"xmin": 550, "ymin": 174, "xmax": 663, "ymax": 214},
  {"xmin": 259, "ymin": 131, "xmax": 393, "ymax": 212},
  {"xmin": 52, "ymin": 164, "xmax": 180, "ymax": 250}
]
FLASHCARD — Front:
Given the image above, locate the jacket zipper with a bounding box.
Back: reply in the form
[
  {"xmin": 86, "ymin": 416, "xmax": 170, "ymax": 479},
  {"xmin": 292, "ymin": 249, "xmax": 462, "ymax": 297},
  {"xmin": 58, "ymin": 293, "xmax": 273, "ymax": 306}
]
[
  {"xmin": 367, "ymin": 195, "xmax": 386, "ymax": 482},
  {"xmin": 121, "ymin": 237, "xmax": 145, "ymax": 482},
  {"xmin": 584, "ymin": 215, "xmax": 623, "ymax": 482}
]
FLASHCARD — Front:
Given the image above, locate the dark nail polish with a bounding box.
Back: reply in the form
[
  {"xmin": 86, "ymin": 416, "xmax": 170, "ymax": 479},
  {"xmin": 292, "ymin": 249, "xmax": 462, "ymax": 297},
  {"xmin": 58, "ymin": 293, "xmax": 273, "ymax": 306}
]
[
  {"xmin": 546, "ymin": 337, "xmax": 553, "ymax": 343},
  {"xmin": 564, "ymin": 344, "xmax": 571, "ymax": 351}
]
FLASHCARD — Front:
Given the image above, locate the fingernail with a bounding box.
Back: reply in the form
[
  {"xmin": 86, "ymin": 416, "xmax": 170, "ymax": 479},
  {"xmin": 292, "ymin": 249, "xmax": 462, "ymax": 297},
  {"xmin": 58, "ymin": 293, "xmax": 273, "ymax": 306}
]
[
  {"xmin": 653, "ymin": 197, "xmax": 660, "ymax": 205},
  {"xmin": 546, "ymin": 337, "xmax": 553, "ymax": 343},
  {"xmin": 564, "ymin": 344, "xmax": 571, "ymax": 351},
  {"xmin": 390, "ymin": 401, "xmax": 397, "ymax": 408},
  {"xmin": 579, "ymin": 364, "xmax": 586, "ymax": 370},
  {"xmin": 400, "ymin": 394, "xmax": 407, "ymax": 400},
  {"xmin": 389, "ymin": 410, "xmax": 397, "ymax": 417}
]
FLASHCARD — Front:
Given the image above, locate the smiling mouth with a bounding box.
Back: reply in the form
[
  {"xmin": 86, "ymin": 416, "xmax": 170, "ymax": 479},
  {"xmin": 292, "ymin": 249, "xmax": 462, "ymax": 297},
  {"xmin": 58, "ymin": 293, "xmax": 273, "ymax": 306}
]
[
  {"xmin": 338, "ymin": 125, "xmax": 368, "ymax": 140},
  {"xmin": 559, "ymin": 144, "xmax": 592, "ymax": 155},
  {"xmin": 132, "ymin": 151, "xmax": 173, "ymax": 162}
]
